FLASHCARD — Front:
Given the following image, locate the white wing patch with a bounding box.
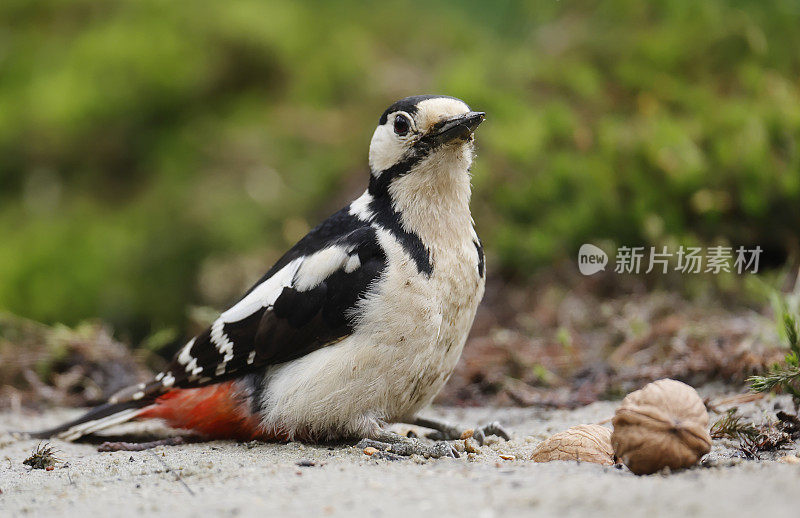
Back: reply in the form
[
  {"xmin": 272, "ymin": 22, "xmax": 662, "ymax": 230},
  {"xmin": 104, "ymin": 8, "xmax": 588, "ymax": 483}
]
[
  {"xmin": 349, "ymin": 191, "xmax": 374, "ymax": 221},
  {"xmin": 161, "ymin": 372, "xmax": 175, "ymax": 387},
  {"xmin": 220, "ymin": 258, "xmax": 303, "ymax": 323},
  {"xmin": 294, "ymin": 246, "xmax": 350, "ymax": 291},
  {"xmin": 210, "ymin": 319, "xmax": 234, "ymax": 376},
  {"xmin": 177, "ymin": 338, "xmax": 196, "ymax": 366},
  {"xmin": 202, "ymin": 258, "xmax": 304, "ymax": 377},
  {"xmin": 344, "ymin": 254, "xmax": 361, "ymax": 273},
  {"xmin": 185, "ymin": 357, "xmax": 202, "ymax": 378}
]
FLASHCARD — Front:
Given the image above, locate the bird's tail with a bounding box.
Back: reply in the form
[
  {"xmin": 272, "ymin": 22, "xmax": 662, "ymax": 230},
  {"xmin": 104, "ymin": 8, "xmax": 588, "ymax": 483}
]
[
  {"xmin": 28, "ymin": 399, "xmax": 151, "ymax": 441},
  {"xmin": 26, "ymin": 377, "xmax": 170, "ymax": 441},
  {"xmin": 26, "ymin": 381, "xmax": 266, "ymax": 442}
]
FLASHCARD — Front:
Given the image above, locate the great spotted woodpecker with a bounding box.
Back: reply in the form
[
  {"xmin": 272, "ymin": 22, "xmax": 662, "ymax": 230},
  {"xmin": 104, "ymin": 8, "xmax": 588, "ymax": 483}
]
[{"xmin": 34, "ymin": 95, "xmax": 507, "ymax": 457}]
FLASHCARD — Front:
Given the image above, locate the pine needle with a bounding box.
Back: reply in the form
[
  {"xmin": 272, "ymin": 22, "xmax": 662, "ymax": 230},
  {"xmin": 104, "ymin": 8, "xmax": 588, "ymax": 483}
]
[
  {"xmin": 710, "ymin": 409, "xmax": 759, "ymax": 441},
  {"xmin": 748, "ymin": 309, "xmax": 800, "ymax": 402}
]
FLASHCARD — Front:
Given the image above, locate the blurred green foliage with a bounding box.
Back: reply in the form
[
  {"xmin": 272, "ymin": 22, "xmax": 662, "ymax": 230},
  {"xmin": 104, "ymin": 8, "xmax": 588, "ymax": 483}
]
[{"xmin": 1, "ymin": 0, "xmax": 799, "ymax": 340}]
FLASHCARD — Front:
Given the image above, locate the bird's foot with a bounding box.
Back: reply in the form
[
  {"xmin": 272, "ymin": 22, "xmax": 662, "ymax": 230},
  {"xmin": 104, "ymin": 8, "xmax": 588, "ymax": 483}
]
[
  {"xmin": 412, "ymin": 417, "xmax": 511, "ymax": 445},
  {"xmin": 356, "ymin": 430, "xmax": 459, "ymax": 459}
]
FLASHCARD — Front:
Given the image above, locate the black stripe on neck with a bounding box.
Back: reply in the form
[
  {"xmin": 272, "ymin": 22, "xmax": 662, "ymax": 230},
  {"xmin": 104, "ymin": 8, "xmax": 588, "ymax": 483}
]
[
  {"xmin": 367, "ymin": 153, "xmax": 422, "ymax": 199},
  {"xmin": 368, "ymin": 194, "xmax": 433, "ymax": 277},
  {"xmin": 366, "ymin": 156, "xmax": 432, "ymax": 277}
]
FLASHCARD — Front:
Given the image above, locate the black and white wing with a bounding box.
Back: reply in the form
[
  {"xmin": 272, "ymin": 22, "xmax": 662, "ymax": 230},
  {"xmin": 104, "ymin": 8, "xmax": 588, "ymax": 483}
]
[{"xmin": 116, "ymin": 209, "xmax": 386, "ymax": 402}]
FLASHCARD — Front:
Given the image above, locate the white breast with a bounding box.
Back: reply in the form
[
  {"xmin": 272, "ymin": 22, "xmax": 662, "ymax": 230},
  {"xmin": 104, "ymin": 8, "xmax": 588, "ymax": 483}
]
[{"xmin": 256, "ymin": 226, "xmax": 484, "ymax": 441}]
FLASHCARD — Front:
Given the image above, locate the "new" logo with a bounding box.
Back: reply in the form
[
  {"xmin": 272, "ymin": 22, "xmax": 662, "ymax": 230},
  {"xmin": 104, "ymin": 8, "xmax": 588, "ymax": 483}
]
[{"xmin": 578, "ymin": 244, "xmax": 608, "ymax": 275}]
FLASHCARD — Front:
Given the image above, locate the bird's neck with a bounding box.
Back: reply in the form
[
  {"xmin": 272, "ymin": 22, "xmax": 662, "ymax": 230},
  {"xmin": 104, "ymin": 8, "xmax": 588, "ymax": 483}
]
[{"xmin": 386, "ymin": 149, "xmax": 475, "ymax": 250}]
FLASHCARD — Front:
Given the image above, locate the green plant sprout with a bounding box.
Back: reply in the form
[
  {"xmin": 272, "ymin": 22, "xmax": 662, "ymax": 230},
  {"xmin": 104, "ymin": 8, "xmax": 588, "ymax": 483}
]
[{"xmin": 748, "ymin": 311, "xmax": 800, "ymax": 403}]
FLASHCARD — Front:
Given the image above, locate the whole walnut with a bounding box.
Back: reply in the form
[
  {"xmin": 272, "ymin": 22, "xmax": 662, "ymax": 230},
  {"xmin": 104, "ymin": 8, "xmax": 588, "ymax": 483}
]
[
  {"xmin": 612, "ymin": 379, "xmax": 711, "ymax": 475},
  {"xmin": 531, "ymin": 424, "xmax": 615, "ymax": 465}
]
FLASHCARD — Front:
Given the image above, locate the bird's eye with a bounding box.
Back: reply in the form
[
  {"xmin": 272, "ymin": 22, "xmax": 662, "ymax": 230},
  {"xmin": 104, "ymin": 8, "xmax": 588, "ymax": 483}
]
[{"xmin": 393, "ymin": 115, "xmax": 410, "ymax": 136}]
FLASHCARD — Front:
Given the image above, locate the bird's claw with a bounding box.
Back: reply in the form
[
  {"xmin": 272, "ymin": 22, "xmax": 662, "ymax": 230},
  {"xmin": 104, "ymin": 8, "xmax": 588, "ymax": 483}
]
[
  {"xmin": 472, "ymin": 421, "xmax": 511, "ymax": 445},
  {"xmin": 423, "ymin": 424, "xmax": 462, "ymax": 442},
  {"xmin": 424, "ymin": 420, "xmax": 510, "ymax": 446},
  {"xmin": 356, "ymin": 437, "xmax": 459, "ymax": 459}
]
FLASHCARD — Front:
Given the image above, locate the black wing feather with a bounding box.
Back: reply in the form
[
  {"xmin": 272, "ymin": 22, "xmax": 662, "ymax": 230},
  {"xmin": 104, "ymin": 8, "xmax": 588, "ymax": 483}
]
[
  {"xmin": 260, "ymin": 229, "xmax": 385, "ymax": 365},
  {"xmin": 151, "ymin": 219, "xmax": 386, "ymax": 394}
]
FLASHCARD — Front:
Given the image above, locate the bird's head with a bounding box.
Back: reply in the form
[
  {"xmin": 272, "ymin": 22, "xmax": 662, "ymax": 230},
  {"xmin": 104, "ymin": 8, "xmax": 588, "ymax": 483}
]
[{"xmin": 367, "ymin": 95, "xmax": 485, "ymax": 197}]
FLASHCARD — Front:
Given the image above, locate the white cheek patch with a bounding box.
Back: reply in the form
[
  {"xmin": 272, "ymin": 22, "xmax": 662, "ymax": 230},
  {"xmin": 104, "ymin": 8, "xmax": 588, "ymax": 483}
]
[{"xmin": 369, "ymin": 124, "xmax": 409, "ymax": 173}]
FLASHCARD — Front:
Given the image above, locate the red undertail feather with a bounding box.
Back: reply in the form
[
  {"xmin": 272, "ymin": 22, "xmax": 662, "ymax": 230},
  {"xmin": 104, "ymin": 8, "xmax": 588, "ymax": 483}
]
[{"xmin": 137, "ymin": 382, "xmax": 268, "ymax": 441}]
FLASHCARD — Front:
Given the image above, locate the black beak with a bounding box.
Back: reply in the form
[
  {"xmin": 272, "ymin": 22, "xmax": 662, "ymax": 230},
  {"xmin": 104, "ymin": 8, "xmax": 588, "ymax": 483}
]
[{"xmin": 426, "ymin": 111, "xmax": 486, "ymax": 146}]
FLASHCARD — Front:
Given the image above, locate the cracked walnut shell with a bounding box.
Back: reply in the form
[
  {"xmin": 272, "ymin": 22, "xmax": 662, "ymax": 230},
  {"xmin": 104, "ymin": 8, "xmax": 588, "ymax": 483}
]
[
  {"xmin": 530, "ymin": 424, "xmax": 615, "ymax": 465},
  {"xmin": 612, "ymin": 379, "xmax": 712, "ymax": 475}
]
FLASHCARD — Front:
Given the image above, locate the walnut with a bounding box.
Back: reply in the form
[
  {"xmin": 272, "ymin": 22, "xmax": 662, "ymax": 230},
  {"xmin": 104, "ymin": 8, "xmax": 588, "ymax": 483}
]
[
  {"xmin": 530, "ymin": 424, "xmax": 615, "ymax": 465},
  {"xmin": 612, "ymin": 379, "xmax": 712, "ymax": 475}
]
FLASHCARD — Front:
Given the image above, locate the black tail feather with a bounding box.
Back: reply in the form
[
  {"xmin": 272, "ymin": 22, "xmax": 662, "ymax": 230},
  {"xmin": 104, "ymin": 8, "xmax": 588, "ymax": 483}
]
[{"xmin": 29, "ymin": 399, "xmax": 151, "ymax": 440}]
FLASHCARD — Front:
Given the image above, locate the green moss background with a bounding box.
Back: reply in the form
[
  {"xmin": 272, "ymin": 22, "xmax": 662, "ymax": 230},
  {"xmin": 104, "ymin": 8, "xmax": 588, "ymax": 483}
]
[{"xmin": 1, "ymin": 0, "xmax": 799, "ymax": 341}]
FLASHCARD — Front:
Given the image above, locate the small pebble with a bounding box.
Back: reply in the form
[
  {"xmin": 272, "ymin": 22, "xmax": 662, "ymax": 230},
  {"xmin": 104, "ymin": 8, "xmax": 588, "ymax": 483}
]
[
  {"xmin": 363, "ymin": 447, "xmax": 379, "ymax": 456},
  {"xmin": 498, "ymin": 454, "xmax": 516, "ymax": 460},
  {"xmin": 460, "ymin": 429, "xmax": 474, "ymax": 439},
  {"xmin": 464, "ymin": 438, "xmax": 481, "ymax": 454}
]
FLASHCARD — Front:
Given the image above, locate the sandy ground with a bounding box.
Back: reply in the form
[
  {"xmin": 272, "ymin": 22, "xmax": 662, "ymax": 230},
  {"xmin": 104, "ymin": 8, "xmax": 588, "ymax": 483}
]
[{"xmin": 1, "ymin": 392, "xmax": 799, "ymax": 518}]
